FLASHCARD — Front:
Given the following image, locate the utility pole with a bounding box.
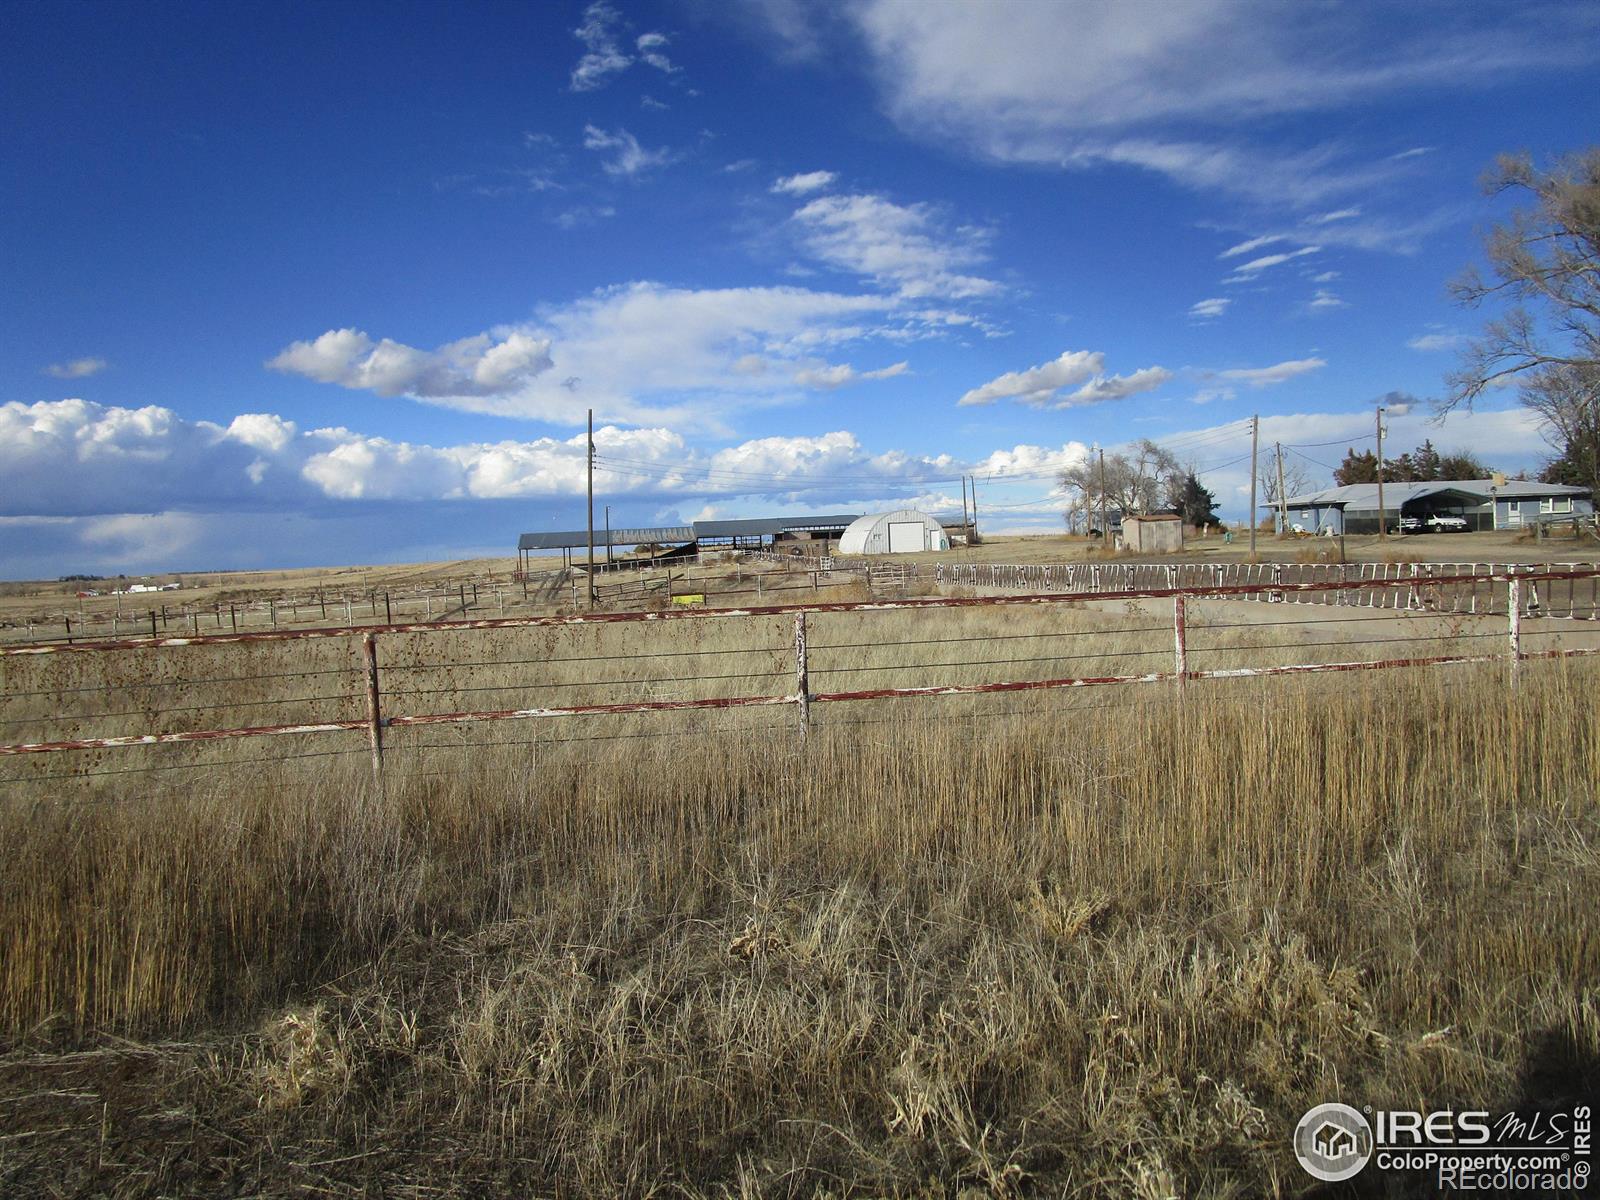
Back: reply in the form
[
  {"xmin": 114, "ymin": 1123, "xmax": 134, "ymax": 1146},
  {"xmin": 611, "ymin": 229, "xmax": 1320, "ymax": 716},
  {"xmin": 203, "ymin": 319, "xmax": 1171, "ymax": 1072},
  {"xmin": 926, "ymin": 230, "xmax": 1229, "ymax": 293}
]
[
  {"xmin": 1097, "ymin": 446, "xmax": 1108, "ymax": 547},
  {"xmin": 960, "ymin": 475, "xmax": 970, "ymax": 541},
  {"xmin": 1248, "ymin": 415, "xmax": 1260, "ymax": 558},
  {"xmin": 586, "ymin": 408, "xmax": 596, "ymax": 608},
  {"xmin": 605, "ymin": 504, "xmax": 612, "ymax": 564},
  {"xmin": 1275, "ymin": 441, "xmax": 1287, "ymax": 536},
  {"xmin": 968, "ymin": 475, "xmax": 979, "ymax": 535},
  {"xmin": 1375, "ymin": 404, "xmax": 1387, "ymax": 539}
]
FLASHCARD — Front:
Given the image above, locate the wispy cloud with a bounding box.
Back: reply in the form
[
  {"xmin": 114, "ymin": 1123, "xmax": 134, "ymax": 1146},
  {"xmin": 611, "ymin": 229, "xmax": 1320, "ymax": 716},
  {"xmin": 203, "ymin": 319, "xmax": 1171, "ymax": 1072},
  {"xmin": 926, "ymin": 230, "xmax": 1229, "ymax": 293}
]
[
  {"xmin": 1407, "ymin": 331, "xmax": 1467, "ymax": 352},
  {"xmin": 570, "ymin": 2, "xmax": 680, "ymax": 91},
  {"xmin": 1188, "ymin": 297, "xmax": 1230, "ymax": 320},
  {"xmin": 791, "ymin": 191, "xmax": 998, "ymax": 300},
  {"xmin": 1211, "ymin": 357, "xmax": 1327, "ymax": 387},
  {"xmin": 582, "ymin": 125, "xmax": 673, "ymax": 178},
  {"xmin": 826, "ymin": 0, "xmax": 1595, "ymax": 209},
  {"xmin": 43, "ymin": 357, "xmax": 108, "ymax": 379}
]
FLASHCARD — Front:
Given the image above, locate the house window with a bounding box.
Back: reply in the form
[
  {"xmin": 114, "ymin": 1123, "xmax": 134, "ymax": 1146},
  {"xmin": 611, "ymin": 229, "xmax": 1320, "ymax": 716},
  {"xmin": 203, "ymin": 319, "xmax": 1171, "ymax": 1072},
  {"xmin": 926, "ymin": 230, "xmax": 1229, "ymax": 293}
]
[{"xmin": 1540, "ymin": 496, "xmax": 1573, "ymax": 514}]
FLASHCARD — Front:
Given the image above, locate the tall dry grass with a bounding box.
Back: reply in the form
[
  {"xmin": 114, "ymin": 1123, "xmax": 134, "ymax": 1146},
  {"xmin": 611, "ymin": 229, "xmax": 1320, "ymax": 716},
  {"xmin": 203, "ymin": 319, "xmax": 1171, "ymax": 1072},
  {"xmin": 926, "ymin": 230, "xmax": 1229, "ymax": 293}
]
[{"xmin": 1, "ymin": 658, "xmax": 1597, "ymax": 1195}]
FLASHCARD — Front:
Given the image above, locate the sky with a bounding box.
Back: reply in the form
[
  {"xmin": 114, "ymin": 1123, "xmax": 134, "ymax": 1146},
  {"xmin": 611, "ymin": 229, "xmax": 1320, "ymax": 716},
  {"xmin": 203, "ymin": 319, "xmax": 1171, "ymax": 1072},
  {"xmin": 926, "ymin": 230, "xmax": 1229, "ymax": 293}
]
[{"xmin": 3, "ymin": 0, "xmax": 1597, "ymax": 577}]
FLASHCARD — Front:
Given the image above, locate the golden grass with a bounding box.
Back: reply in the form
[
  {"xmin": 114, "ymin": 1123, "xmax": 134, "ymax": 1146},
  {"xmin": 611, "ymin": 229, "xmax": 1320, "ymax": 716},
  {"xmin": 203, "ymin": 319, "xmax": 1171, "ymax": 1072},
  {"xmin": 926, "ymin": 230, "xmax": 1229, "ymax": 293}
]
[{"xmin": 0, "ymin": 655, "xmax": 1597, "ymax": 1195}]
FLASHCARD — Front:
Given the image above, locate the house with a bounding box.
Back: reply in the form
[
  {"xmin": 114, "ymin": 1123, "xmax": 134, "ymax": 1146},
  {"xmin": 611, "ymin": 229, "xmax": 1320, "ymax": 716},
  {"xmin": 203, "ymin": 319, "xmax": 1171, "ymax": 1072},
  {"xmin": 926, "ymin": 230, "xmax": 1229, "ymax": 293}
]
[{"xmin": 1269, "ymin": 479, "xmax": 1593, "ymax": 535}]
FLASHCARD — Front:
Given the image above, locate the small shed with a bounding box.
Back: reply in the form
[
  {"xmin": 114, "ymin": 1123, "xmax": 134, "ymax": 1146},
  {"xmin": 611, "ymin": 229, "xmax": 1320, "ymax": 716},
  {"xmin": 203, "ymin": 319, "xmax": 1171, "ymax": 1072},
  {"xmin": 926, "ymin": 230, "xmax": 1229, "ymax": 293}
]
[
  {"xmin": 1120, "ymin": 513, "xmax": 1183, "ymax": 553},
  {"xmin": 837, "ymin": 509, "xmax": 950, "ymax": 555}
]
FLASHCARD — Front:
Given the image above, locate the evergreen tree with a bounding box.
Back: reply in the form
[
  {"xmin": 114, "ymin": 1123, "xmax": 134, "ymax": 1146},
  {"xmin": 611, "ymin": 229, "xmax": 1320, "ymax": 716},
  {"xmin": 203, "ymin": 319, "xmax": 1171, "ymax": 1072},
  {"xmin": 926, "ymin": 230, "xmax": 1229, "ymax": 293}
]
[
  {"xmin": 1171, "ymin": 473, "xmax": 1220, "ymax": 527},
  {"xmin": 1333, "ymin": 448, "xmax": 1379, "ymax": 485},
  {"xmin": 1412, "ymin": 439, "xmax": 1443, "ymax": 481}
]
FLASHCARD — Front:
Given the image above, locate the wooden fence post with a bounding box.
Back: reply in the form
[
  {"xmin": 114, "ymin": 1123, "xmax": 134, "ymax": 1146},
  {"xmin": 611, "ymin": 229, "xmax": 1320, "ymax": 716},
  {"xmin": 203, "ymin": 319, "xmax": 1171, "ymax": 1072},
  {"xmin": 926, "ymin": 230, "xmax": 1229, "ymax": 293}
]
[
  {"xmin": 1173, "ymin": 593, "xmax": 1187, "ymax": 685},
  {"xmin": 794, "ymin": 610, "xmax": 810, "ymax": 733},
  {"xmin": 1508, "ymin": 575, "xmax": 1522, "ymax": 688},
  {"xmin": 362, "ymin": 632, "xmax": 385, "ymax": 789}
]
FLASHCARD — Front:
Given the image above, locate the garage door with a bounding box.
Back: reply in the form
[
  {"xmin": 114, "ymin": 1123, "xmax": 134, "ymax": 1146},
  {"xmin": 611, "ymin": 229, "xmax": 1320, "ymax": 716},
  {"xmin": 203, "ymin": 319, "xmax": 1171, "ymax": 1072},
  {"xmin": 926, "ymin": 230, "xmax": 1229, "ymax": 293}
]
[{"xmin": 888, "ymin": 521, "xmax": 923, "ymax": 553}]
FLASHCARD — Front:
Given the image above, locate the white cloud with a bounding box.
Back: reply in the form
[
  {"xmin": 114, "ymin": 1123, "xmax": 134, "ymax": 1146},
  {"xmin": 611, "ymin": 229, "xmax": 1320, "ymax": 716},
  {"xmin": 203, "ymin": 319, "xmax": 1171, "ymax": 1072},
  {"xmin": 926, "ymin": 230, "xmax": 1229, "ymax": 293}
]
[
  {"xmin": 569, "ymin": 2, "xmax": 632, "ymax": 91},
  {"xmin": 1407, "ymin": 331, "xmax": 1467, "ymax": 352},
  {"xmin": 1232, "ymin": 245, "xmax": 1320, "ymax": 275},
  {"xmin": 792, "ymin": 360, "xmax": 908, "ymax": 389},
  {"xmin": 1309, "ymin": 207, "xmax": 1361, "ymax": 224},
  {"xmin": 267, "ymin": 328, "xmax": 554, "ymax": 398},
  {"xmin": 570, "ymin": 5, "xmax": 681, "ymax": 91},
  {"xmin": 772, "ymin": 170, "xmax": 838, "ymax": 195},
  {"xmin": 1310, "ymin": 270, "xmax": 1340, "ymax": 283},
  {"xmin": 833, "ymin": 1, "xmax": 1590, "ymax": 207},
  {"xmin": 1063, "ymin": 367, "xmax": 1173, "ymax": 406},
  {"xmin": 582, "ymin": 125, "xmax": 673, "ymax": 178},
  {"xmin": 958, "ymin": 350, "xmax": 1168, "ymax": 408},
  {"xmin": 791, "ymin": 191, "xmax": 998, "ymax": 299},
  {"xmin": 1212, "ymin": 357, "xmax": 1326, "ymax": 387},
  {"xmin": 1307, "ymin": 288, "xmax": 1348, "ymax": 312},
  {"xmin": 635, "ymin": 31, "xmax": 677, "ymax": 74},
  {"xmin": 43, "ymin": 356, "xmax": 108, "ymax": 379},
  {"xmin": 1219, "ymin": 234, "xmax": 1285, "ymax": 260},
  {"xmin": 1188, "ymin": 297, "xmax": 1230, "ymax": 320},
  {"xmin": 553, "ymin": 204, "xmax": 616, "ymax": 229},
  {"xmin": 640, "ymin": 94, "xmax": 669, "ymax": 111}
]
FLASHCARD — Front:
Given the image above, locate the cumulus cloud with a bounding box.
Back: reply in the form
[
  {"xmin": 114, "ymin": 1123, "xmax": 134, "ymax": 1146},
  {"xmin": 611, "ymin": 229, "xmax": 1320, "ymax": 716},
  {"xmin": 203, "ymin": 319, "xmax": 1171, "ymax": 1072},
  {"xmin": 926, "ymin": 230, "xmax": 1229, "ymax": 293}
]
[
  {"xmin": 1063, "ymin": 367, "xmax": 1174, "ymax": 406},
  {"xmin": 772, "ymin": 170, "xmax": 838, "ymax": 195},
  {"xmin": 1212, "ymin": 357, "xmax": 1326, "ymax": 387},
  {"xmin": 1188, "ymin": 297, "xmax": 1230, "ymax": 320},
  {"xmin": 582, "ymin": 125, "xmax": 673, "ymax": 178},
  {"xmin": 43, "ymin": 357, "xmax": 108, "ymax": 379},
  {"xmin": 0, "ymin": 398, "xmax": 1000, "ymax": 520},
  {"xmin": 267, "ymin": 328, "xmax": 554, "ymax": 398},
  {"xmin": 958, "ymin": 350, "xmax": 1169, "ymax": 408},
  {"xmin": 791, "ymin": 191, "xmax": 998, "ymax": 299}
]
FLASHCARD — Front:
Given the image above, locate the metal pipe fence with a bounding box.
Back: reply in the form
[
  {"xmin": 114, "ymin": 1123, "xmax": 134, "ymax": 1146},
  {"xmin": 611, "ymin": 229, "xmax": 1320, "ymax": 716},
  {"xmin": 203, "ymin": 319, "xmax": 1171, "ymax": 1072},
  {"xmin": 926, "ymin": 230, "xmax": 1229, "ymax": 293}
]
[{"xmin": 4, "ymin": 568, "xmax": 1599, "ymax": 790}]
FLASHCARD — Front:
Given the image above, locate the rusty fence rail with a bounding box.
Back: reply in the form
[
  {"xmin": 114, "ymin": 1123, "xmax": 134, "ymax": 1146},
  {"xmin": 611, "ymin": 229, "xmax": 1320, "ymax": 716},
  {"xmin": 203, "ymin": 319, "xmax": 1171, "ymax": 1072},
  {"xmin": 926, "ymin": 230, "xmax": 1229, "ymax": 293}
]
[{"xmin": 3, "ymin": 567, "xmax": 1599, "ymax": 787}]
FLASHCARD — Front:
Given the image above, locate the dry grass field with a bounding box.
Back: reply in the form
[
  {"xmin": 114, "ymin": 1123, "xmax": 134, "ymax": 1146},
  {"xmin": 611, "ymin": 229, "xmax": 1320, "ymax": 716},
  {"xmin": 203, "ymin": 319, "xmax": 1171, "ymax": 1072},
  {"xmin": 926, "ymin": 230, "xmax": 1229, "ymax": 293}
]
[
  {"xmin": 0, "ymin": 654, "xmax": 1597, "ymax": 1196},
  {"xmin": 2, "ymin": 576, "xmax": 1599, "ymax": 1196}
]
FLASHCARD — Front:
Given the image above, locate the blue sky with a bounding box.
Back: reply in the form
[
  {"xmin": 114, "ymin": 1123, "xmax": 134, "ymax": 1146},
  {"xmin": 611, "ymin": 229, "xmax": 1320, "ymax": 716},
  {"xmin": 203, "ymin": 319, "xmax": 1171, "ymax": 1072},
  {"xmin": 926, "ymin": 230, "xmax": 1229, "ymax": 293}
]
[{"xmin": 3, "ymin": 0, "xmax": 1597, "ymax": 576}]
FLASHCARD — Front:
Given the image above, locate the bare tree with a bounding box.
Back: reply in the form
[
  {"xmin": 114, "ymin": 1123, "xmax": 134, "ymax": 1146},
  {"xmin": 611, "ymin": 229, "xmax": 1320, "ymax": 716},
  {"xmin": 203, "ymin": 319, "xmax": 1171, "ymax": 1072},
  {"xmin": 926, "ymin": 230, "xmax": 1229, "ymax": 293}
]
[
  {"xmin": 1059, "ymin": 440, "xmax": 1183, "ymax": 531},
  {"xmin": 1523, "ymin": 362, "xmax": 1600, "ymax": 495},
  {"xmin": 1445, "ymin": 148, "xmax": 1600, "ymax": 412},
  {"xmin": 1258, "ymin": 455, "xmax": 1316, "ymax": 506}
]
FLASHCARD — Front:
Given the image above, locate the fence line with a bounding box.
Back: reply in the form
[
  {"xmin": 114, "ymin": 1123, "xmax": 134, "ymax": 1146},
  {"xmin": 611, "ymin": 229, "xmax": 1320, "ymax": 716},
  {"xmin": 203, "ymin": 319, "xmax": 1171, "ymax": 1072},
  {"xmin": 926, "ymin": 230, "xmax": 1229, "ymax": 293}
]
[
  {"xmin": 4, "ymin": 569, "xmax": 1599, "ymax": 790},
  {"xmin": 934, "ymin": 559, "xmax": 1600, "ymax": 618}
]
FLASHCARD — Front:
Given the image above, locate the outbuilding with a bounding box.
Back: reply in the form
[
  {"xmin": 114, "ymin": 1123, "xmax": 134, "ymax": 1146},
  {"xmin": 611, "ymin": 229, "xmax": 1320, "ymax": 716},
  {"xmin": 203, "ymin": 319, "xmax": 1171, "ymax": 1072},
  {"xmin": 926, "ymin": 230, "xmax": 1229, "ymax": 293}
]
[
  {"xmin": 837, "ymin": 509, "xmax": 950, "ymax": 555},
  {"xmin": 1120, "ymin": 513, "xmax": 1183, "ymax": 553}
]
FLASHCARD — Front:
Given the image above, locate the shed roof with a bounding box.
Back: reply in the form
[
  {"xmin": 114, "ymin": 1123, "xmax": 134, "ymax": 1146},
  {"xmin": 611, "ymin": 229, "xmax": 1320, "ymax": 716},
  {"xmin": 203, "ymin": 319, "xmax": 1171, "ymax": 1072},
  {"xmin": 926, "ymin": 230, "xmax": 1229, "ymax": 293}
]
[
  {"xmin": 519, "ymin": 526, "xmax": 693, "ymax": 551},
  {"xmin": 518, "ymin": 512, "xmax": 862, "ymax": 551},
  {"xmin": 1272, "ymin": 479, "xmax": 1591, "ymax": 511}
]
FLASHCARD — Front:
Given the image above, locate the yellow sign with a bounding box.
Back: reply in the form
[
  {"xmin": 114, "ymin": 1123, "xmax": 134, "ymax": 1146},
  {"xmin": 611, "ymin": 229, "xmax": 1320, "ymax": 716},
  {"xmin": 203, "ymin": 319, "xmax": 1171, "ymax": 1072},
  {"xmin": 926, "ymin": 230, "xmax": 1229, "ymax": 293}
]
[{"xmin": 671, "ymin": 593, "xmax": 705, "ymax": 605}]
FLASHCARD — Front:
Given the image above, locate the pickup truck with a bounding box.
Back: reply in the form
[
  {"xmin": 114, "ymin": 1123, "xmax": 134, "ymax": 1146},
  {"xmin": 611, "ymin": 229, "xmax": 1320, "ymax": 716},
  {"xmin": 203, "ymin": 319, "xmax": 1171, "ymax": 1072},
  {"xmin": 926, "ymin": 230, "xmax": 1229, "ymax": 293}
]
[{"xmin": 1425, "ymin": 515, "xmax": 1469, "ymax": 533}]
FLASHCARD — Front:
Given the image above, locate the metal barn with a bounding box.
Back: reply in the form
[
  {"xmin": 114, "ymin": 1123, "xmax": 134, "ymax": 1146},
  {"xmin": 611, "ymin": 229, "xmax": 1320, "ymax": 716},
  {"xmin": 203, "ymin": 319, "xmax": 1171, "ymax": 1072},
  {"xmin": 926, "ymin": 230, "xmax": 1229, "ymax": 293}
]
[{"xmin": 837, "ymin": 509, "xmax": 950, "ymax": 555}]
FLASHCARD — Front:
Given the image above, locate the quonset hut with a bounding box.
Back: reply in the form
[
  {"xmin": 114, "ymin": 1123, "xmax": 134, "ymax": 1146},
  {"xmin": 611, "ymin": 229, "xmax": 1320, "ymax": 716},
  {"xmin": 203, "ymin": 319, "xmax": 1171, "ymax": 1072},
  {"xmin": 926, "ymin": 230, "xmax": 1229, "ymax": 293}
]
[{"xmin": 836, "ymin": 509, "xmax": 950, "ymax": 555}]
